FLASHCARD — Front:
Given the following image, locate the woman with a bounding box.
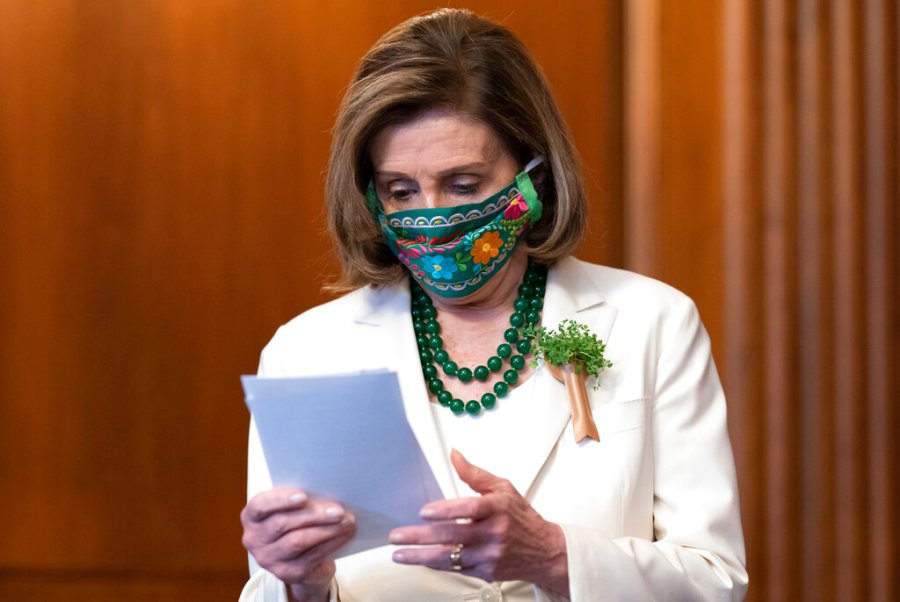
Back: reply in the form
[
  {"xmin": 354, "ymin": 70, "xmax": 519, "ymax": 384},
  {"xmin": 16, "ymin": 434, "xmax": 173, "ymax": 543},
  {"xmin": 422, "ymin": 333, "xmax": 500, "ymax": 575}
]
[{"xmin": 240, "ymin": 8, "xmax": 747, "ymax": 602}]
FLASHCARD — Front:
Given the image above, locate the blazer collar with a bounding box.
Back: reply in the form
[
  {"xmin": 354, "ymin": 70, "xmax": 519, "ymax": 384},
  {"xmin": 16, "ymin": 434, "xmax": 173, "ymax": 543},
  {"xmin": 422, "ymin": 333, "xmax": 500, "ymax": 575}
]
[
  {"xmin": 498, "ymin": 257, "xmax": 617, "ymax": 497},
  {"xmin": 353, "ymin": 282, "xmax": 461, "ymax": 498},
  {"xmin": 351, "ymin": 257, "xmax": 618, "ymax": 500}
]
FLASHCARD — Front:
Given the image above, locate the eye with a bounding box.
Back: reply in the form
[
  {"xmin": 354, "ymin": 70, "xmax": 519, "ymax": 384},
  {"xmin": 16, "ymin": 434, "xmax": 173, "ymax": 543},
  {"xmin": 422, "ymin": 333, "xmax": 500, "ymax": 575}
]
[
  {"xmin": 448, "ymin": 183, "xmax": 479, "ymax": 196},
  {"xmin": 446, "ymin": 174, "xmax": 482, "ymax": 196},
  {"xmin": 386, "ymin": 184, "xmax": 417, "ymax": 202}
]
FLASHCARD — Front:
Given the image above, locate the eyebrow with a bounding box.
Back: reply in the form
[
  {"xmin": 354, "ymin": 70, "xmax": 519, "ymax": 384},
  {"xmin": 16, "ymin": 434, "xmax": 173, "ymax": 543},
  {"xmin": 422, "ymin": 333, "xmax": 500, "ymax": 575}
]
[{"xmin": 374, "ymin": 162, "xmax": 488, "ymax": 180}]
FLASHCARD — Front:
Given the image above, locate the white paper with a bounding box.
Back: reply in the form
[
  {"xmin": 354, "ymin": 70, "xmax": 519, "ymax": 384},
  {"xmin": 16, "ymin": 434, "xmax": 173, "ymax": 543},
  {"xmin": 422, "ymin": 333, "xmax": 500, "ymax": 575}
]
[{"xmin": 241, "ymin": 370, "xmax": 444, "ymax": 557}]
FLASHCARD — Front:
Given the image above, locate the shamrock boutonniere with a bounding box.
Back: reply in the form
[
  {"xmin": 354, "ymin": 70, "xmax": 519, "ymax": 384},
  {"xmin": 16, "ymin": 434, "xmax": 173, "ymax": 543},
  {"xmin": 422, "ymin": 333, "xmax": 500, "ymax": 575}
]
[{"xmin": 525, "ymin": 320, "xmax": 613, "ymax": 442}]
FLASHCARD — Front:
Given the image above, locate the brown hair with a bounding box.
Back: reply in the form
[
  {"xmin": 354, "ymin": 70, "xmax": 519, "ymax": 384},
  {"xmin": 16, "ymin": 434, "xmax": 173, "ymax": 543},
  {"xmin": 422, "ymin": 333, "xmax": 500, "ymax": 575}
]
[{"xmin": 325, "ymin": 8, "xmax": 587, "ymax": 291}]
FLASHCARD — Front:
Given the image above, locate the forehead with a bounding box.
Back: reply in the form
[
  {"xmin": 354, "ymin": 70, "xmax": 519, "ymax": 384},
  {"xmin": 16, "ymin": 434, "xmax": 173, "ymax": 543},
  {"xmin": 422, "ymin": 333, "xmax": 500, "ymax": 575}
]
[{"xmin": 370, "ymin": 109, "xmax": 508, "ymax": 172}]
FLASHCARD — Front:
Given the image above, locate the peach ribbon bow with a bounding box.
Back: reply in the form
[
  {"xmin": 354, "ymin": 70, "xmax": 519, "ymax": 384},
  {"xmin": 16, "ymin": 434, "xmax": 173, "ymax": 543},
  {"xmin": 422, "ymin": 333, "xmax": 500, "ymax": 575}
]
[{"xmin": 545, "ymin": 362, "xmax": 599, "ymax": 443}]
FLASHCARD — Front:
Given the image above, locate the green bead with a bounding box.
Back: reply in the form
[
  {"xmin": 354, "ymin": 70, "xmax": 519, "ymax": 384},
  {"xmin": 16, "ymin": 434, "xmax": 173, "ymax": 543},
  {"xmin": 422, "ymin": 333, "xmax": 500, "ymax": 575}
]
[
  {"xmin": 442, "ymin": 361, "xmax": 458, "ymax": 376},
  {"xmin": 438, "ymin": 390, "xmax": 453, "ymax": 406},
  {"xmin": 425, "ymin": 320, "xmax": 441, "ymax": 334},
  {"xmin": 457, "ymin": 367, "xmax": 473, "ymax": 382},
  {"xmin": 414, "ymin": 320, "xmax": 426, "ymax": 334},
  {"xmin": 510, "ymin": 354, "xmax": 526, "ymax": 370},
  {"xmin": 510, "ymin": 312, "xmax": 525, "ymax": 327},
  {"xmin": 428, "ymin": 335, "xmax": 443, "ymax": 349},
  {"xmin": 504, "ymin": 328, "xmax": 519, "ymax": 343},
  {"xmin": 416, "ymin": 334, "xmax": 428, "ymax": 347},
  {"xmin": 529, "ymin": 297, "xmax": 544, "ymax": 309},
  {"xmin": 420, "ymin": 348, "xmax": 433, "ymax": 363},
  {"xmin": 493, "ymin": 381, "xmax": 509, "ymax": 397},
  {"xmin": 503, "ymin": 369, "xmax": 519, "ymax": 384},
  {"xmin": 449, "ymin": 398, "xmax": 465, "ymax": 414},
  {"xmin": 423, "ymin": 364, "xmax": 437, "ymax": 378},
  {"xmin": 487, "ymin": 356, "xmax": 503, "ymax": 371},
  {"xmin": 434, "ymin": 349, "xmax": 449, "ymax": 364},
  {"xmin": 526, "ymin": 309, "xmax": 541, "ymax": 324},
  {"xmin": 514, "ymin": 298, "xmax": 529, "ymax": 312},
  {"xmin": 481, "ymin": 393, "xmax": 497, "ymax": 409},
  {"xmin": 497, "ymin": 343, "xmax": 512, "ymax": 358},
  {"xmin": 465, "ymin": 400, "xmax": 481, "ymax": 415},
  {"xmin": 516, "ymin": 338, "xmax": 532, "ymax": 354},
  {"xmin": 428, "ymin": 378, "xmax": 444, "ymax": 393},
  {"xmin": 525, "ymin": 269, "xmax": 541, "ymax": 283},
  {"xmin": 533, "ymin": 284, "xmax": 545, "ymax": 297},
  {"xmin": 518, "ymin": 283, "xmax": 534, "ymax": 297},
  {"xmin": 473, "ymin": 365, "xmax": 489, "ymax": 381},
  {"xmin": 421, "ymin": 306, "xmax": 437, "ymax": 319}
]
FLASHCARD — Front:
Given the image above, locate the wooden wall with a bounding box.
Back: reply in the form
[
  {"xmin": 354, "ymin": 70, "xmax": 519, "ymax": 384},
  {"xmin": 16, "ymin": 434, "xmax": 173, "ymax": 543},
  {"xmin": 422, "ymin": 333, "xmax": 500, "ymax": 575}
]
[{"xmin": 0, "ymin": 1, "xmax": 896, "ymax": 600}]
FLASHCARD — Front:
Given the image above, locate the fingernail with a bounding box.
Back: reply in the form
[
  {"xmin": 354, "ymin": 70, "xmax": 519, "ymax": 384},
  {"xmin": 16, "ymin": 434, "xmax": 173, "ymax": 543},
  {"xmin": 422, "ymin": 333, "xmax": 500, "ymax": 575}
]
[
  {"xmin": 389, "ymin": 531, "xmax": 406, "ymax": 544},
  {"xmin": 392, "ymin": 551, "xmax": 407, "ymax": 562},
  {"xmin": 324, "ymin": 505, "xmax": 344, "ymax": 518},
  {"xmin": 289, "ymin": 492, "xmax": 307, "ymax": 504},
  {"xmin": 420, "ymin": 506, "xmax": 436, "ymax": 518}
]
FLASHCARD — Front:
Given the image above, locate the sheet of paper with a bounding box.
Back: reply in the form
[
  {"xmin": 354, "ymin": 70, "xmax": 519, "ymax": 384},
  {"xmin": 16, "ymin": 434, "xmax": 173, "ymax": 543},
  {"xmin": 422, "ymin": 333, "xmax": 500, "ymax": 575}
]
[{"xmin": 241, "ymin": 370, "xmax": 444, "ymax": 557}]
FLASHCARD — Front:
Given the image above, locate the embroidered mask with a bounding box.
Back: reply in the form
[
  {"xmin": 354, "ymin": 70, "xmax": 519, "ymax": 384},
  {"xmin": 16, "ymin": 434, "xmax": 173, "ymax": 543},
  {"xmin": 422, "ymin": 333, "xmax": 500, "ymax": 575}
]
[{"xmin": 367, "ymin": 157, "xmax": 545, "ymax": 298}]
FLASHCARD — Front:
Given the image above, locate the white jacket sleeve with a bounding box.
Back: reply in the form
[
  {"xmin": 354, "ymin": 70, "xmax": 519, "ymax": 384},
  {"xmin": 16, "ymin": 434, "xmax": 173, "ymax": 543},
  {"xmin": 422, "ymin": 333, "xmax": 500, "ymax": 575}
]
[
  {"xmin": 555, "ymin": 297, "xmax": 748, "ymax": 601},
  {"xmin": 238, "ymin": 335, "xmax": 341, "ymax": 602}
]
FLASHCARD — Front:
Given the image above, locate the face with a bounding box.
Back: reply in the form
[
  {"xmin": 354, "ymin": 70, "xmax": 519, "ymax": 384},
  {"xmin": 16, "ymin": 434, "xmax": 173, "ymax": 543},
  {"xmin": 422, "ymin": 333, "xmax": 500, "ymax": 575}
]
[{"xmin": 370, "ymin": 109, "xmax": 519, "ymax": 214}]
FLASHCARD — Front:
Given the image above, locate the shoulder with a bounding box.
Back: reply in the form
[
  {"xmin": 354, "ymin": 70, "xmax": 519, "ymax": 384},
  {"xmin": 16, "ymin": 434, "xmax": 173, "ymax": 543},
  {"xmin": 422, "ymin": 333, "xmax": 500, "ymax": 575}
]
[
  {"xmin": 557, "ymin": 256, "xmax": 697, "ymax": 319},
  {"xmin": 278, "ymin": 286, "xmax": 374, "ymax": 332},
  {"xmin": 257, "ymin": 284, "xmax": 408, "ymax": 376}
]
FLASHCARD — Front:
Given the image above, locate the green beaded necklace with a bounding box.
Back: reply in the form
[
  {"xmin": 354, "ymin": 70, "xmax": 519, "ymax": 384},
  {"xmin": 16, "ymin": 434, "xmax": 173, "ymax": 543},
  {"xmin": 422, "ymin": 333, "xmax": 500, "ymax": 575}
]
[{"xmin": 412, "ymin": 260, "xmax": 548, "ymax": 415}]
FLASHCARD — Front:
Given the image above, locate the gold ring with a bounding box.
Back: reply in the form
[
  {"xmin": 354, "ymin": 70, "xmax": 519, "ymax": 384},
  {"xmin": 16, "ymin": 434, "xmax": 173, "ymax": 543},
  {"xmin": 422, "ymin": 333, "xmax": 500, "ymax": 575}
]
[{"xmin": 449, "ymin": 544, "xmax": 463, "ymax": 571}]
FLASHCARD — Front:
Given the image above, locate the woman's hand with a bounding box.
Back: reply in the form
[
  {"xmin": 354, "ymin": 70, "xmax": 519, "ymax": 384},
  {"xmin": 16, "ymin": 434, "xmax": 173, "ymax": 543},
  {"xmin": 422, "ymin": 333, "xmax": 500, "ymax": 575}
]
[
  {"xmin": 240, "ymin": 488, "xmax": 356, "ymax": 602},
  {"xmin": 389, "ymin": 450, "xmax": 569, "ymax": 597}
]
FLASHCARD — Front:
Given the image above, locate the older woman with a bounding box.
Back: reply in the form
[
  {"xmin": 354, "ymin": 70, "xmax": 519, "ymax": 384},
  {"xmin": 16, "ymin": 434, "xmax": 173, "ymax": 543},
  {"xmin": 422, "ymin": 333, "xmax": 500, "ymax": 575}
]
[{"xmin": 239, "ymin": 8, "xmax": 747, "ymax": 602}]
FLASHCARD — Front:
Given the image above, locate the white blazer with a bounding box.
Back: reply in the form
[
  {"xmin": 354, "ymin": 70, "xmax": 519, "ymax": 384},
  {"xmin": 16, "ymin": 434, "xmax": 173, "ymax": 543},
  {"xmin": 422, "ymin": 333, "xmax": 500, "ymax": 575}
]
[{"xmin": 239, "ymin": 257, "xmax": 748, "ymax": 601}]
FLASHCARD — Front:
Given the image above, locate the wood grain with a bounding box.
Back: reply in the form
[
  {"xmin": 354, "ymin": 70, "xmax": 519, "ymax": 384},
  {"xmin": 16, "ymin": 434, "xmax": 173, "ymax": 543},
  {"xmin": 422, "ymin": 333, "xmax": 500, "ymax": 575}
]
[
  {"xmin": 1, "ymin": 1, "xmax": 897, "ymax": 600},
  {"xmin": 0, "ymin": 1, "xmax": 622, "ymax": 599}
]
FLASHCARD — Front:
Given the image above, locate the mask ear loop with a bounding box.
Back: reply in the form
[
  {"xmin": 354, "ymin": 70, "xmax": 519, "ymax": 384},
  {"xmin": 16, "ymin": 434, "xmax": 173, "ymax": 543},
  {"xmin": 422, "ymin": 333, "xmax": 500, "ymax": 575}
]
[
  {"xmin": 516, "ymin": 155, "xmax": 546, "ymax": 222},
  {"xmin": 524, "ymin": 155, "xmax": 545, "ymax": 172}
]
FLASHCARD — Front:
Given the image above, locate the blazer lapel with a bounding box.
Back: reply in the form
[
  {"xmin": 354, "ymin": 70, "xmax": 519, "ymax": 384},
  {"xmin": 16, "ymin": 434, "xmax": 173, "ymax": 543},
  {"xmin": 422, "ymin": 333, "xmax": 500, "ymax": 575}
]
[
  {"xmin": 491, "ymin": 257, "xmax": 619, "ymax": 498},
  {"xmin": 354, "ymin": 284, "xmax": 460, "ymax": 500}
]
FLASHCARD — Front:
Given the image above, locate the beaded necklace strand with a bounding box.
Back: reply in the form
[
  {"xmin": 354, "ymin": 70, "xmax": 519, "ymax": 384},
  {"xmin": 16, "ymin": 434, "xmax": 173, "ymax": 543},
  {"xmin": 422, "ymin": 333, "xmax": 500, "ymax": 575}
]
[{"xmin": 411, "ymin": 260, "xmax": 547, "ymax": 415}]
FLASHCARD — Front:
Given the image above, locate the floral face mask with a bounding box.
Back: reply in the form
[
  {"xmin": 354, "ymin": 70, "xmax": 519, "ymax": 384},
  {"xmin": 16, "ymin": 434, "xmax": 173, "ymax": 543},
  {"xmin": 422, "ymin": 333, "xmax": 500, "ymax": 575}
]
[{"xmin": 366, "ymin": 157, "xmax": 545, "ymax": 298}]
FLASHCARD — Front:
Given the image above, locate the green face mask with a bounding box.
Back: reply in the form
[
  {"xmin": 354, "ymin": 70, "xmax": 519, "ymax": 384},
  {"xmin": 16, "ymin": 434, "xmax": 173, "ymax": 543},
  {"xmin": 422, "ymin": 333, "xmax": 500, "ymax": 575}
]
[{"xmin": 367, "ymin": 157, "xmax": 545, "ymax": 298}]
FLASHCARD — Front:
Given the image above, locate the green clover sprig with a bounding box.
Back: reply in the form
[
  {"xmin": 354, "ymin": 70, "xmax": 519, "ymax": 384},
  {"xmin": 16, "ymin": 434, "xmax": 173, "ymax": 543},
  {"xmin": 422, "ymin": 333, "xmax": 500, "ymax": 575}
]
[{"xmin": 525, "ymin": 319, "xmax": 613, "ymax": 390}]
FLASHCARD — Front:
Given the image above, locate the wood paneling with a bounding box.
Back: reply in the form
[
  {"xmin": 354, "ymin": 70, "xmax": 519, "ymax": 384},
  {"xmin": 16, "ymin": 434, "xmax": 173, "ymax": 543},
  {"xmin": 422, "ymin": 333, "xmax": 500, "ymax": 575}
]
[
  {"xmin": 1, "ymin": 1, "xmax": 897, "ymax": 600},
  {"xmin": 0, "ymin": 1, "xmax": 621, "ymax": 599},
  {"xmin": 715, "ymin": 1, "xmax": 900, "ymax": 600}
]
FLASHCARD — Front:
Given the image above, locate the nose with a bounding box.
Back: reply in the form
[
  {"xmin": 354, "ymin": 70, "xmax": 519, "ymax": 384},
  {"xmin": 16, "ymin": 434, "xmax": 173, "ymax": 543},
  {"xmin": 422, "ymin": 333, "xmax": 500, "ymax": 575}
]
[{"xmin": 419, "ymin": 187, "xmax": 442, "ymax": 209}]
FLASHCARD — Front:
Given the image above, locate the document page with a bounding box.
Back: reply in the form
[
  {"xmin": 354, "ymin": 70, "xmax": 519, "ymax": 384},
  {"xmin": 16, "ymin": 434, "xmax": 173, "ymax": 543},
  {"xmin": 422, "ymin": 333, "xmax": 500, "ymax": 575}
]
[{"xmin": 242, "ymin": 370, "xmax": 444, "ymax": 557}]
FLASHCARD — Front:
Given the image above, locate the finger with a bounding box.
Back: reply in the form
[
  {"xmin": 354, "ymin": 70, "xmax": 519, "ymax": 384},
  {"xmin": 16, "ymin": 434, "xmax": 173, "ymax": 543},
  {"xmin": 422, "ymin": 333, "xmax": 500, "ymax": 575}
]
[
  {"xmin": 419, "ymin": 496, "xmax": 495, "ymax": 521},
  {"xmin": 270, "ymin": 557, "xmax": 336, "ymax": 589},
  {"xmin": 450, "ymin": 449, "xmax": 513, "ymax": 495},
  {"xmin": 263, "ymin": 513, "xmax": 356, "ymax": 564},
  {"xmin": 242, "ymin": 487, "xmax": 310, "ymax": 523},
  {"xmin": 392, "ymin": 543, "xmax": 486, "ymax": 573},
  {"xmin": 389, "ymin": 521, "xmax": 480, "ymax": 546},
  {"xmin": 255, "ymin": 500, "xmax": 349, "ymax": 544},
  {"xmin": 288, "ymin": 520, "xmax": 357, "ymax": 567},
  {"xmin": 270, "ymin": 522, "xmax": 357, "ymax": 584}
]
